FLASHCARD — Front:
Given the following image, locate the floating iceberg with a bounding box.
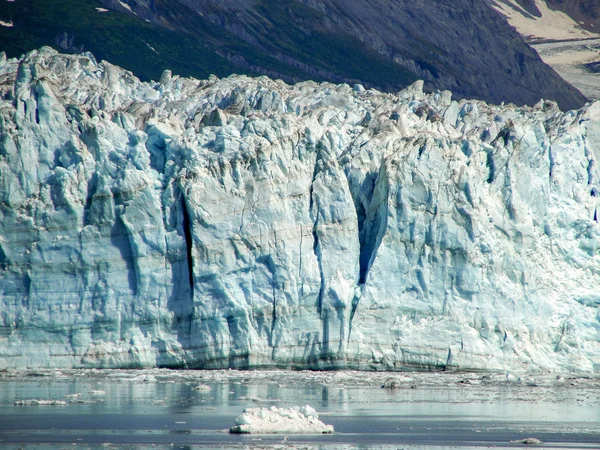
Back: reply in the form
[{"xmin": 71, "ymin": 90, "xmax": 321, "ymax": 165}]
[{"xmin": 229, "ymin": 405, "xmax": 334, "ymax": 434}]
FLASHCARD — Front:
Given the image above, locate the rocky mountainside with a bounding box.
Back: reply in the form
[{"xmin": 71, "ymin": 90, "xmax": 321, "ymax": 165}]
[
  {"xmin": 0, "ymin": 0, "xmax": 588, "ymax": 110},
  {"xmin": 495, "ymin": 0, "xmax": 600, "ymax": 32},
  {"xmin": 0, "ymin": 48, "xmax": 599, "ymax": 371},
  {"xmin": 489, "ymin": 0, "xmax": 600, "ymax": 99},
  {"xmin": 545, "ymin": 0, "xmax": 600, "ymax": 31},
  {"xmin": 103, "ymin": 0, "xmax": 590, "ymax": 109}
]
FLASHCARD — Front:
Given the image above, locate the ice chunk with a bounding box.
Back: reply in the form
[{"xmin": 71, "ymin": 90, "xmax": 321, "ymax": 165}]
[
  {"xmin": 14, "ymin": 400, "xmax": 67, "ymax": 406},
  {"xmin": 131, "ymin": 374, "xmax": 157, "ymax": 383},
  {"xmin": 510, "ymin": 438, "xmax": 543, "ymax": 445},
  {"xmin": 229, "ymin": 405, "xmax": 334, "ymax": 434},
  {"xmin": 381, "ymin": 376, "xmax": 416, "ymax": 388}
]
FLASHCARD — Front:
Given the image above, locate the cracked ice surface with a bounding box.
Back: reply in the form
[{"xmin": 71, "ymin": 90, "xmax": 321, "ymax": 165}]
[{"xmin": 0, "ymin": 47, "xmax": 599, "ymax": 372}]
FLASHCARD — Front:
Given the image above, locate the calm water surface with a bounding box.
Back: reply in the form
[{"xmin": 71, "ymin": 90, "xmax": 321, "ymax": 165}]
[{"xmin": 0, "ymin": 370, "xmax": 599, "ymax": 449}]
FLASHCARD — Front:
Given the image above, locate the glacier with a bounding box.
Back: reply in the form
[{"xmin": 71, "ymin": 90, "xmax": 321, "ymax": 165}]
[{"xmin": 0, "ymin": 47, "xmax": 599, "ymax": 372}]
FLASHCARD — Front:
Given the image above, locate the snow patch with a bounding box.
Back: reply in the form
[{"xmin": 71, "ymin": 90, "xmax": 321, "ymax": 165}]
[
  {"xmin": 96, "ymin": 8, "xmax": 109, "ymax": 13},
  {"xmin": 146, "ymin": 42, "xmax": 159, "ymax": 55},
  {"xmin": 492, "ymin": 0, "xmax": 600, "ymax": 99},
  {"xmin": 229, "ymin": 406, "xmax": 334, "ymax": 434},
  {"xmin": 492, "ymin": 0, "xmax": 597, "ymax": 41},
  {"xmin": 117, "ymin": 1, "xmax": 137, "ymax": 15},
  {"xmin": 492, "ymin": 2, "xmax": 600, "ymax": 110}
]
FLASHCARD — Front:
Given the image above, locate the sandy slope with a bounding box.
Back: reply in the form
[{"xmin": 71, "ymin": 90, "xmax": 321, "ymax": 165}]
[{"xmin": 491, "ymin": 0, "xmax": 600, "ymax": 100}]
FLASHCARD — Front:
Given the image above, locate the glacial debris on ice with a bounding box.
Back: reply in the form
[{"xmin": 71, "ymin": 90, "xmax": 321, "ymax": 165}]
[{"xmin": 0, "ymin": 47, "xmax": 599, "ymax": 372}]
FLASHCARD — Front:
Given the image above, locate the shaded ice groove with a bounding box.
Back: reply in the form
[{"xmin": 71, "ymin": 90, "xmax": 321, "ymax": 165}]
[{"xmin": 0, "ymin": 47, "xmax": 599, "ymax": 372}]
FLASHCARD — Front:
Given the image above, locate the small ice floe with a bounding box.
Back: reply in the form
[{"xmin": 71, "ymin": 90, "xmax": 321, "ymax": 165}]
[
  {"xmin": 14, "ymin": 399, "xmax": 67, "ymax": 406},
  {"xmin": 229, "ymin": 405, "xmax": 334, "ymax": 434},
  {"xmin": 132, "ymin": 374, "xmax": 157, "ymax": 383},
  {"xmin": 524, "ymin": 378, "xmax": 538, "ymax": 387},
  {"xmin": 65, "ymin": 393, "xmax": 83, "ymax": 399},
  {"xmin": 238, "ymin": 396, "xmax": 267, "ymax": 402},
  {"xmin": 456, "ymin": 378, "xmax": 481, "ymax": 385},
  {"xmin": 510, "ymin": 438, "xmax": 543, "ymax": 445},
  {"xmin": 117, "ymin": 0, "xmax": 136, "ymax": 14},
  {"xmin": 382, "ymin": 378, "xmax": 399, "ymax": 389},
  {"xmin": 506, "ymin": 373, "xmax": 518, "ymax": 382},
  {"xmin": 193, "ymin": 384, "xmax": 211, "ymax": 391},
  {"xmin": 0, "ymin": 20, "xmax": 14, "ymax": 28},
  {"xmin": 381, "ymin": 376, "xmax": 415, "ymax": 388}
]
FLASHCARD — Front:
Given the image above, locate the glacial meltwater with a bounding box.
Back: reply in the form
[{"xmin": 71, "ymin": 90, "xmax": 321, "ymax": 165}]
[{"xmin": 0, "ymin": 369, "xmax": 599, "ymax": 449}]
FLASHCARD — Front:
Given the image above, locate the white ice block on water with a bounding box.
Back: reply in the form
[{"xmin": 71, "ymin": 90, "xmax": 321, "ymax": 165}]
[{"xmin": 229, "ymin": 405, "xmax": 334, "ymax": 434}]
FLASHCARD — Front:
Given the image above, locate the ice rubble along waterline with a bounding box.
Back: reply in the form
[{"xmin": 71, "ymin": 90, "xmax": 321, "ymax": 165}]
[{"xmin": 0, "ymin": 47, "xmax": 599, "ymax": 372}]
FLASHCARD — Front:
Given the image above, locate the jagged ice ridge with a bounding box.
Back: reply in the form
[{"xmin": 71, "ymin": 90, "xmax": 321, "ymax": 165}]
[{"xmin": 0, "ymin": 47, "xmax": 599, "ymax": 372}]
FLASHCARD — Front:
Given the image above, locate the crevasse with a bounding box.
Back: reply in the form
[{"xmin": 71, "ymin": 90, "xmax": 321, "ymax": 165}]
[{"xmin": 0, "ymin": 47, "xmax": 599, "ymax": 372}]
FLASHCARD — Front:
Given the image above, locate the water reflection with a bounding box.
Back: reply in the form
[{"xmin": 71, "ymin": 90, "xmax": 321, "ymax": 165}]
[
  {"xmin": 2, "ymin": 380, "xmax": 598, "ymax": 416},
  {"xmin": 0, "ymin": 375, "xmax": 599, "ymax": 449},
  {"xmin": 2, "ymin": 377, "xmax": 600, "ymax": 420}
]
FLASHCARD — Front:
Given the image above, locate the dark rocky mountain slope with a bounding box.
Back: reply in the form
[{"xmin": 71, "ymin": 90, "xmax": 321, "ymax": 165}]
[
  {"xmin": 545, "ymin": 0, "xmax": 600, "ymax": 31},
  {"xmin": 502, "ymin": 0, "xmax": 600, "ymax": 32},
  {"xmin": 0, "ymin": 0, "xmax": 588, "ymax": 107}
]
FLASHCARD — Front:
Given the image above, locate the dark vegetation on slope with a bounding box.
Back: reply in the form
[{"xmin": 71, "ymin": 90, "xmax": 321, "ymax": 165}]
[
  {"xmin": 0, "ymin": 0, "xmax": 414, "ymax": 88},
  {"xmin": 0, "ymin": 0, "xmax": 588, "ymax": 110},
  {"xmin": 0, "ymin": 0, "xmax": 273, "ymax": 82}
]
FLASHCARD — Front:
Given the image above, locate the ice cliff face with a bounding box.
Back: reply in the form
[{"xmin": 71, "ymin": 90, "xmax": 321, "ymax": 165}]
[{"xmin": 0, "ymin": 47, "xmax": 599, "ymax": 372}]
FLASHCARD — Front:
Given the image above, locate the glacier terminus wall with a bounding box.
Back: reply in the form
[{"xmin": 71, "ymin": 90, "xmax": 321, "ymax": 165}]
[{"xmin": 0, "ymin": 47, "xmax": 599, "ymax": 372}]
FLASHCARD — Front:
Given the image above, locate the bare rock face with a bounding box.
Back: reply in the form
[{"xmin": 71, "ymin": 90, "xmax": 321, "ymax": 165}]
[
  {"xmin": 545, "ymin": 0, "xmax": 600, "ymax": 31},
  {"xmin": 0, "ymin": 47, "xmax": 599, "ymax": 372},
  {"xmin": 97, "ymin": 0, "xmax": 587, "ymax": 110}
]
